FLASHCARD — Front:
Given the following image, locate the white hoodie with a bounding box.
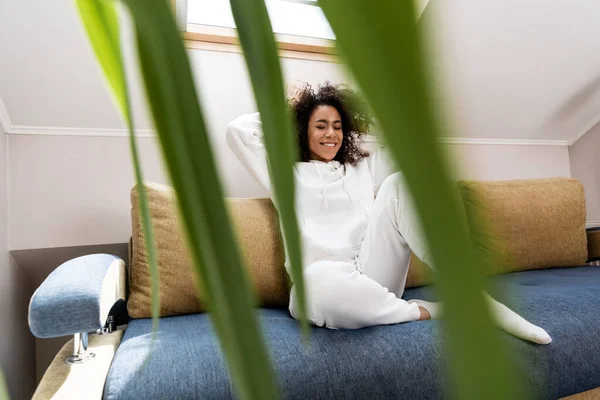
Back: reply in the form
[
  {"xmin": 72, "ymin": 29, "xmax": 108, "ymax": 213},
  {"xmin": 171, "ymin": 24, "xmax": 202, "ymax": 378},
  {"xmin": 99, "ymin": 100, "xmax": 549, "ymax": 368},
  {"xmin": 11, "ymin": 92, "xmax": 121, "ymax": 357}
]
[{"xmin": 226, "ymin": 113, "xmax": 394, "ymax": 274}]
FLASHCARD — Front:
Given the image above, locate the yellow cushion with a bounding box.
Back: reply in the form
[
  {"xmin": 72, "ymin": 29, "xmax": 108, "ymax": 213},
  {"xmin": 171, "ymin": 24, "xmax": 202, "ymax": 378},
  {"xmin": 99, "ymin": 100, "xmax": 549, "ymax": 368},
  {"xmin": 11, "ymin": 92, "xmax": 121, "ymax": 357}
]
[
  {"xmin": 128, "ymin": 183, "xmax": 289, "ymax": 318},
  {"xmin": 227, "ymin": 197, "xmax": 289, "ymax": 307},
  {"xmin": 458, "ymin": 178, "xmax": 588, "ymax": 273}
]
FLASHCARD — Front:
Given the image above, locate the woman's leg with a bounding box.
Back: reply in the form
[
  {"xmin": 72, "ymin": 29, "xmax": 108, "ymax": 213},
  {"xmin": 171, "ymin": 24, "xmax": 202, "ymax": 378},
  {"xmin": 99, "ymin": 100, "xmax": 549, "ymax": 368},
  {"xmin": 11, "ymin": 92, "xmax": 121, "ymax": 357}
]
[
  {"xmin": 288, "ymin": 260, "xmax": 421, "ymax": 330},
  {"xmin": 359, "ymin": 172, "xmax": 551, "ymax": 344},
  {"xmin": 358, "ymin": 172, "xmax": 431, "ymax": 298}
]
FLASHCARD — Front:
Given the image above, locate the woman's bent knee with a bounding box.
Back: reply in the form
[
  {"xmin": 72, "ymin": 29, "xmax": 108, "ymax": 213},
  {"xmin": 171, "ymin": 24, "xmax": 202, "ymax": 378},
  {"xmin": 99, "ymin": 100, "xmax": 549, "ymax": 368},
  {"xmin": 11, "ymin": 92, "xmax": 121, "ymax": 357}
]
[
  {"xmin": 288, "ymin": 260, "xmax": 417, "ymax": 330},
  {"xmin": 289, "ymin": 261, "xmax": 365, "ymax": 329}
]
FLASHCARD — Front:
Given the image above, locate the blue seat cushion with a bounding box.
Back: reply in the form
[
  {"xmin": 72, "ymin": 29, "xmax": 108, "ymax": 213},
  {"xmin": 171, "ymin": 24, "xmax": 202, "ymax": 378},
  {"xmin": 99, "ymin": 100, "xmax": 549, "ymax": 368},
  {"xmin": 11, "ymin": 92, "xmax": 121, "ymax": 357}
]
[{"xmin": 104, "ymin": 266, "xmax": 600, "ymax": 399}]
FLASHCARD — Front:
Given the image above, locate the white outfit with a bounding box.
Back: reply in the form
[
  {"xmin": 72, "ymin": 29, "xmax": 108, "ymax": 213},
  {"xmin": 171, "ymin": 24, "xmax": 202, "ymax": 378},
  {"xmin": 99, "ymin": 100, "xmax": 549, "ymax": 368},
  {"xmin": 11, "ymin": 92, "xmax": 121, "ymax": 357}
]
[
  {"xmin": 226, "ymin": 113, "xmax": 430, "ymax": 329},
  {"xmin": 226, "ymin": 113, "xmax": 552, "ymax": 345}
]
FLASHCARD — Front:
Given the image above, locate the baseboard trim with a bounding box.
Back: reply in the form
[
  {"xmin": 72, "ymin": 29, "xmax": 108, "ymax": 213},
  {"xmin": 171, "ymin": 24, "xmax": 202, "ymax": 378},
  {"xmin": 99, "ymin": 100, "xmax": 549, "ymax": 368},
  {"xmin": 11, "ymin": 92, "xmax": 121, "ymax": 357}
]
[
  {"xmin": 0, "ymin": 93, "xmax": 573, "ymax": 146},
  {"xmin": 363, "ymin": 135, "xmax": 568, "ymax": 146},
  {"xmin": 8, "ymin": 125, "xmax": 155, "ymax": 138},
  {"xmin": 8, "ymin": 128, "xmax": 570, "ymax": 145}
]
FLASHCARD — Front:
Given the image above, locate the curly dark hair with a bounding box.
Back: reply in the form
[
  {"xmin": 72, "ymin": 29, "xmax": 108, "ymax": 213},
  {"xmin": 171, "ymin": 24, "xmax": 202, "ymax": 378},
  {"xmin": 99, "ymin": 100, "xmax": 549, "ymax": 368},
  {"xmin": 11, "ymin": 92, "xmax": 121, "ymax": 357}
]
[{"xmin": 288, "ymin": 82, "xmax": 373, "ymax": 165}]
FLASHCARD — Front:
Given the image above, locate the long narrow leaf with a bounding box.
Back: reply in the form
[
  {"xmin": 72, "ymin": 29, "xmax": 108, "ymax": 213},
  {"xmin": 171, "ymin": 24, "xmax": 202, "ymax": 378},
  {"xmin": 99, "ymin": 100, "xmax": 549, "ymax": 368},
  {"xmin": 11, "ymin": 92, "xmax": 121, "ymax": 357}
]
[
  {"xmin": 318, "ymin": 0, "xmax": 517, "ymax": 398},
  {"xmin": 0, "ymin": 369, "xmax": 9, "ymax": 400},
  {"xmin": 119, "ymin": 0, "xmax": 278, "ymax": 398},
  {"xmin": 75, "ymin": 0, "xmax": 160, "ymax": 334},
  {"xmin": 229, "ymin": 0, "xmax": 308, "ymax": 334}
]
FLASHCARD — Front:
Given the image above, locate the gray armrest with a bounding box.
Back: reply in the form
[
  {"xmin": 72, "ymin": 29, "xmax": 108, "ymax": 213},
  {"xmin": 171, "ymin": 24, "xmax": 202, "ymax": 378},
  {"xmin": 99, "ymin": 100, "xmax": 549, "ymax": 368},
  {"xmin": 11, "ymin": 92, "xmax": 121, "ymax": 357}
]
[{"xmin": 29, "ymin": 254, "xmax": 126, "ymax": 338}]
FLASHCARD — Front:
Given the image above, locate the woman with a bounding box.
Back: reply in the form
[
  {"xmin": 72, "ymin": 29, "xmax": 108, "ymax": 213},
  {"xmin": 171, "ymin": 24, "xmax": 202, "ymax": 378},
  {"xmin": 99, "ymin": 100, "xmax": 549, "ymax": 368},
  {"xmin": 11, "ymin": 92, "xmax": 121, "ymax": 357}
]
[{"xmin": 227, "ymin": 82, "xmax": 551, "ymax": 344}]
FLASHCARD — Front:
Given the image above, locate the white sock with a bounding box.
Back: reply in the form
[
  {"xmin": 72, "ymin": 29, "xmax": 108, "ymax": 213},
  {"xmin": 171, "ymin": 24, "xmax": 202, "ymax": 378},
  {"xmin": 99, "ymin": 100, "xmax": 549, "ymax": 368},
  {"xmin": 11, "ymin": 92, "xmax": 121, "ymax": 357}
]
[
  {"xmin": 408, "ymin": 299, "xmax": 442, "ymax": 319},
  {"xmin": 484, "ymin": 293, "xmax": 552, "ymax": 345},
  {"xmin": 410, "ymin": 295, "xmax": 552, "ymax": 345}
]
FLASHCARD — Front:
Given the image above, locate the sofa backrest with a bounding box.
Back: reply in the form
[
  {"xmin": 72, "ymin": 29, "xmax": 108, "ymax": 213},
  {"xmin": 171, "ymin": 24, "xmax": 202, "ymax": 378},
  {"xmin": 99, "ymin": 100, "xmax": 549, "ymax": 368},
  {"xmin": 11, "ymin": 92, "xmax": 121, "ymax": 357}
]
[
  {"xmin": 127, "ymin": 178, "xmax": 589, "ymax": 318},
  {"xmin": 458, "ymin": 177, "xmax": 588, "ymax": 274}
]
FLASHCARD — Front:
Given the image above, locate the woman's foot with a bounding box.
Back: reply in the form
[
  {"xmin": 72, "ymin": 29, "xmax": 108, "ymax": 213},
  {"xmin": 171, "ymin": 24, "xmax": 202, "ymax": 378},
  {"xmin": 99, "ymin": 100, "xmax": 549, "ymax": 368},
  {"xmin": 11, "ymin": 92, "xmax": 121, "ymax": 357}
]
[
  {"xmin": 409, "ymin": 299, "xmax": 441, "ymax": 320},
  {"xmin": 418, "ymin": 306, "xmax": 431, "ymax": 320},
  {"xmin": 409, "ymin": 296, "xmax": 552, "ymax": 345},
  {"xmin": 484, "ymin": 294, "xmax": 552, "ymax": 345}
]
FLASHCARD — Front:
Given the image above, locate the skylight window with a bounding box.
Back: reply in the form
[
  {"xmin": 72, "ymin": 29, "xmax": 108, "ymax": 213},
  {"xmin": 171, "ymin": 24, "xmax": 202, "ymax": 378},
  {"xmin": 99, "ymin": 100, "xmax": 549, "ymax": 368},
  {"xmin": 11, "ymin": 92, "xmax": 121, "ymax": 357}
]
[{"xmin": 175, "ymin": 0, "xmax": 336, "ymax": 55}]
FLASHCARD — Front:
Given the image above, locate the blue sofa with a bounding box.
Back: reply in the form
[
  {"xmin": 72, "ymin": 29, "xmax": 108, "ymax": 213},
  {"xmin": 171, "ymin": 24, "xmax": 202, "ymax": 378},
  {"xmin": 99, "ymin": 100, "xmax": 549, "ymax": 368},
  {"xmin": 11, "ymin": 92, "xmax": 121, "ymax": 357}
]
[
  {"xmin": 29, "ymin": 255, "xmax": 600, "ymax": 399},
  {"xmin": 28, "ymin": 181, "xmax": 600, "ymax": 399},
  {"xmin": 104, "ymin": 265, "xmax": 600, "ymax": 399}
]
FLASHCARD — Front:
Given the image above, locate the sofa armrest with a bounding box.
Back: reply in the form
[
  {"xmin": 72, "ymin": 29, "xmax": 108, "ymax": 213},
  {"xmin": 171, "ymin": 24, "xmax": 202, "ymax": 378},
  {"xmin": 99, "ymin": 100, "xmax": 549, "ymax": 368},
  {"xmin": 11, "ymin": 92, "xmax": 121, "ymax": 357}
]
[
  {"xmin": 587, "ymin": 227, "xmax": 600, "ymax": 262},
  {"xmin": 29, "ymin": 254, "xmax": 126, "ymax": 338},
  {"xmin": 32, "ymin": 331, "xmax": 123, "ymax": 400}
]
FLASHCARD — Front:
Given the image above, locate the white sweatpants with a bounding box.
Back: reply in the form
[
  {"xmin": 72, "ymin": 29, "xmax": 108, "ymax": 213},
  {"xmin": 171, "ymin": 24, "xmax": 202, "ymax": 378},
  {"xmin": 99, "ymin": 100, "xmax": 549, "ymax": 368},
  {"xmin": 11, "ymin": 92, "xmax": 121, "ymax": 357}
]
[{"xmin": 289, "ymin": 172, "xmax": 432, "ymax": 329}]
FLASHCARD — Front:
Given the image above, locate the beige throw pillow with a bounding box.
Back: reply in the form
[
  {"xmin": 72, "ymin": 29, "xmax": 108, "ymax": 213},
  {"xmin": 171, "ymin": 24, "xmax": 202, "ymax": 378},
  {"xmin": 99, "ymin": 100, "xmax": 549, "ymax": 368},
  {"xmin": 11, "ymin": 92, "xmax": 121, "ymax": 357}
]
[
  {"xmin": 458, "ymin": 178, "xmax": 588, "ymax": 273},
  {"xmin": 128, "ymin": 183, "xmax": 288, "ymax": 318}
]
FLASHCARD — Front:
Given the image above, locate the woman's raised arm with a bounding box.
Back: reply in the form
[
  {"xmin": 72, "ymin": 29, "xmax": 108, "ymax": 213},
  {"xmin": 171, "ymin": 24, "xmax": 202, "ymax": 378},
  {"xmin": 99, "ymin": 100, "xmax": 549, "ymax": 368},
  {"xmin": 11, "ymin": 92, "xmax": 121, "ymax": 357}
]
[{"xmin": 226, "ymin": 112, "xmax": 272, "ymax": 194}]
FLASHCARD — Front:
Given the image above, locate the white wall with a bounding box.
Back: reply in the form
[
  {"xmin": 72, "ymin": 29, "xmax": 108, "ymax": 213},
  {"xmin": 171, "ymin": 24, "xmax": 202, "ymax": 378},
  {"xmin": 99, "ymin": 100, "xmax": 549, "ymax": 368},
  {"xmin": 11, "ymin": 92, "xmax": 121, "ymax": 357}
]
[
  {"xmin": 8, "ymin": 131, "xmax": 571, "ymax": 250},
  {"xmin": 570, "ymin": 121, "xmax": 600, "ymax": 225},
  {"xmin": 6, "ymin": 44, "xmax": 353, "ymax": 250},
  {"xmin": 0, "ymin": 122, "xmax": 35, "ymax": 399},
  {"xmin": 445, "ymin": 143, "xmax": 570, "ymax": 181}
]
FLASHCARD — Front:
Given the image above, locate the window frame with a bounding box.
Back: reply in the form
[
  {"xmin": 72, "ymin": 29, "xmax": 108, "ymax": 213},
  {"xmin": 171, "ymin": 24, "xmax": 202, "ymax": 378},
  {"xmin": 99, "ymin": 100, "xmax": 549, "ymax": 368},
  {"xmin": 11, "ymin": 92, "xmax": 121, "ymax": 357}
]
[{"xmin": 173, "ymin": 0, "xmax": 339, "ymax": 62}]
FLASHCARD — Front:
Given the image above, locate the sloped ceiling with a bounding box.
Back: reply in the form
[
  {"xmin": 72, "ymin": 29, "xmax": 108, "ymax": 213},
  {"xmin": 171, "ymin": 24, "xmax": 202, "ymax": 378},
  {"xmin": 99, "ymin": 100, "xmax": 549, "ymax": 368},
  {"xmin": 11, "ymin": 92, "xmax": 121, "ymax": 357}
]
[
  {"xmin": 1, "ymin": 0, "xmax": 600, "ymax": 143},
  {"xmin": 423, "ymin": 0, "xmax": 600, "ymax": 143}
]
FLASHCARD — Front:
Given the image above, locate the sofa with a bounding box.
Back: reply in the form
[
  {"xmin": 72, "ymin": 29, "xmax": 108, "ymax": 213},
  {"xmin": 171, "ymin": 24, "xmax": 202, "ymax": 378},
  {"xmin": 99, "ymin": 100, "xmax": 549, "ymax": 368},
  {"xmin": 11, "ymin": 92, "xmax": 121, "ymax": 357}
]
[{"xmin": 28, "ymin": 177, "xmax": 600, "ymax": 399}]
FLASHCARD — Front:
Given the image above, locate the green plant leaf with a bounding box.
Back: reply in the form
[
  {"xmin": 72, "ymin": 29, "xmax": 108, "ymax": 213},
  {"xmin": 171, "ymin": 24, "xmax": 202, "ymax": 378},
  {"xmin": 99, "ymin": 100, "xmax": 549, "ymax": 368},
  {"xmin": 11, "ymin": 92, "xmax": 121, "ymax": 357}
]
[
  {"xmin": 0, "ymin": 369, "xmax": 9, "ymax": 400},
  {"xmin": 229, "ymin": 0, "xmax": 308, "ymax": 335},
  {"xmin": 118, "ymin": 0, "xmax": 278, "ymax": 398},
  {"xmin": 318, "ymin": 0, "xmax": 518, "ymax": 398},
  {"xmin": 75, "ymin": 0, "xmax": 126, "ymax": 117},
  {"xmin": 75, "ymin": 0, "xmax": 160, "ymax": 335}
]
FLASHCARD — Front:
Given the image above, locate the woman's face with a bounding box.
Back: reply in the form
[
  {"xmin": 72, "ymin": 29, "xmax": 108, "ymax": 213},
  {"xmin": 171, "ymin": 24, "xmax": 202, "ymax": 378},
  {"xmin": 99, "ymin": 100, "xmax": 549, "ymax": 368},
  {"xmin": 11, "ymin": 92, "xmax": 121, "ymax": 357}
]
[{"xmin": 307, "ymin": 105, "xmax": 343, "ymax": 162}]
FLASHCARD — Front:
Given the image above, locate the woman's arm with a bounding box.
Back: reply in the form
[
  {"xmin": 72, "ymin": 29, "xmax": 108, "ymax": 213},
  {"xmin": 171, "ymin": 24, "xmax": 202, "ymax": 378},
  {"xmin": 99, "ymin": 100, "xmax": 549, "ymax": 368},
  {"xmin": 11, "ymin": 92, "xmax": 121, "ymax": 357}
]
[{"xmin": 226, "ymin": 112, "xmax": 272, "ymax": 194}]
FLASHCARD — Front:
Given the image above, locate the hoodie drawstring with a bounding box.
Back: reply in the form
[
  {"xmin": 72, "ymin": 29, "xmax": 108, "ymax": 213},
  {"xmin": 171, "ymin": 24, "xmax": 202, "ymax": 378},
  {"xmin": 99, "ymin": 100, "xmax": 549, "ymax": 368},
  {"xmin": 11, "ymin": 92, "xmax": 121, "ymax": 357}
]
[{"xmin": 313, "ymin": 162, "xmax": 355, "ymax": 210}]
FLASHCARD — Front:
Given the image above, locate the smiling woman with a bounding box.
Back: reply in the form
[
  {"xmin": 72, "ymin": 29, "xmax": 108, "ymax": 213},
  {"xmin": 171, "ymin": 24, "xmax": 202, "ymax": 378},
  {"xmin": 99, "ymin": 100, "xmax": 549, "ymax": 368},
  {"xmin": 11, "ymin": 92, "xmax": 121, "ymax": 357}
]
[
  {"xmin": 289, "ymin": 82, "xmax": 370, "ymax": 165},
  {"xmin": 227, "ymin": 80, "xmax": 553, "ymax": 343},
  {"xmin": 225, "ymin": 81, "xmax": 437, "ymax": 329}
]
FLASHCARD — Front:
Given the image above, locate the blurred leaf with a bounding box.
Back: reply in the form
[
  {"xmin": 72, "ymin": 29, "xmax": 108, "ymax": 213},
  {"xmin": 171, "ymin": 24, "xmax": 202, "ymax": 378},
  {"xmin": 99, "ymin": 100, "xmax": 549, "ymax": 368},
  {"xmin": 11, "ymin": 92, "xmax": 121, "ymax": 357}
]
[
  {"xmin": 229, "ymin": 0, "xmax": 308, "ymax": 335},
  {"xmin": 119, "ymin": 0, "xmax": 278, "ymax": 398},
  {"xmin": 75, "ymin": 0, "xmax": 126, "ymax": 116},
  {"xmin": 75, "ymin": 0, "xmax": 160, "ymax": 335},
  {"xmin": 318, "ymin": 0, "xmax": 518, "ymax": 398},
  {"xmin": 0, "ymin": 369, "xmax": 9, "ymax": 400}
]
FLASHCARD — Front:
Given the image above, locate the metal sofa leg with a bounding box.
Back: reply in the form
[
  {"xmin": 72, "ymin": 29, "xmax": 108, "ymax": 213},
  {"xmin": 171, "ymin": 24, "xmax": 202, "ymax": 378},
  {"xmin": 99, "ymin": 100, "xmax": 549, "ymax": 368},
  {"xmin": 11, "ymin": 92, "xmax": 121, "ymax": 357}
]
[{"xmin": 65, "ymin": 332, "xmax": 96, "ymax": 364}]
